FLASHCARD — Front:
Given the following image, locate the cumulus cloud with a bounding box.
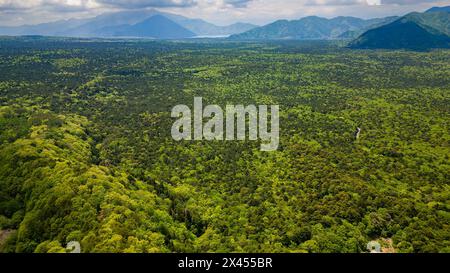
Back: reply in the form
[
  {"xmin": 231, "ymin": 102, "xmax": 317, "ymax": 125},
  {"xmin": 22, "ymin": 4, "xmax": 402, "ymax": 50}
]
[
  {"xmin": 0, "ymin": 0, "xmax": 447, "ymax": 26},
  {"xmin": 381, "ymin": 0, "xmax": 437, "ymax": 4},
  {"xmin": 223, "ymin": 0, "xmax": 253, "ymax": 8},
  {"xmin": 0, "ymin": 0, "xmax": 196, "ymax": 12},
  {"xmin": 95, "ymin": 0, "xmax": 196, "ymax": 8},
  {"xmin": 1, "ymin": 0, "xmax": 441, "ymax": 13},
  {"xmin": 0, "ymin": 0, "xmax": 36, "ymax": 11},
  {"xmin": 304, "ymin": 0, "xmax": 440, "ymax": 5},
  {"xmin": 304, "ymin": 0, "xmax": 365, "ymax": 5},
  {"xmin": 0, "ymin": 0, "xmax": 99, "ymax": 12}
]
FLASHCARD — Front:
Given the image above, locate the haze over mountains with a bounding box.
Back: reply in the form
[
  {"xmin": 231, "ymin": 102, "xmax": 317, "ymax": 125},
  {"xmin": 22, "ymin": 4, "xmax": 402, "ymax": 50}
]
[
  {"xmin": 0, "ymin": 9, "xmax": 257, "ymax": 39},
  {"xmin": 96, "ymin": 15, "xmax": 196, "ymax": 39},
  {"xmin": 0, "ymin": 6, "xmax": 449, "ymax": 50}
]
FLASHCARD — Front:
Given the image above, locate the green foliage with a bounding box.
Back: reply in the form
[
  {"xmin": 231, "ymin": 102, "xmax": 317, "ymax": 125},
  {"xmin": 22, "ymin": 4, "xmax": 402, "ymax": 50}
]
[{"xmin": 0, "ymin": 38, "xmax": 449, "ymax": 253}]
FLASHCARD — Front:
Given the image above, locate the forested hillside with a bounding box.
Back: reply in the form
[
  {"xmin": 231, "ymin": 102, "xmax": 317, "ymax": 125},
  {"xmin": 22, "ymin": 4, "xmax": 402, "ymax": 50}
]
[
  {"xmin": 350, "ymin": 11, "xmax": 450, "ymax": 50},
  {"xmin": 229, "ymin": 16, "xmax": 395, "ymax": 40},
  {"xmin": 0, "ymin": 38, "xmax": 449, "ymax": 253}
]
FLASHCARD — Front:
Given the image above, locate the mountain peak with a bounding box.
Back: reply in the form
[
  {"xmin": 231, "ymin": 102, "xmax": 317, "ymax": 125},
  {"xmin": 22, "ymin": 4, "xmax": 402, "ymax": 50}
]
[
  {"xmin": 349, "ymin": 11, "xmax": 450, "ymax": 50},
  {"xmin": 141, "ymin": 14, "xmax": 167, "ymax": 21},
  {"xmin": 110, "ymin": 15, "xmax": 195, "ymax": 39},
  {"xmin": 426, "ymin": 6, "xmax": 450, "ymax": 13}
]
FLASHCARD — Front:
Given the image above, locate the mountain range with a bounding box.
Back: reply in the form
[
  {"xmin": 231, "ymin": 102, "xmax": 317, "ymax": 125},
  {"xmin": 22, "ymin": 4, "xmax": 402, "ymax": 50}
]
[
  {"xmin": 229, "ymin": 16, "xmax": 399, "ymax": 40},
  {"xmin": 229, "ymin": 5, "xmax": 450, "ymax": 50},
  {"xmin": 0, "ymin": 6, "xmax": 449, "ymax": 49},
  {"xmin": 0, "ymin": 9, "xmax": 257, "ymax": 39}
]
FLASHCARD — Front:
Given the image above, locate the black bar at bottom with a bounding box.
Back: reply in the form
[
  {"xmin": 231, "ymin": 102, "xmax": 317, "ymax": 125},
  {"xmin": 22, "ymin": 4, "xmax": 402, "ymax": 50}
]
[{"xmin": 0, "ymin": 253, "xmax": 443, "ymax": 272}]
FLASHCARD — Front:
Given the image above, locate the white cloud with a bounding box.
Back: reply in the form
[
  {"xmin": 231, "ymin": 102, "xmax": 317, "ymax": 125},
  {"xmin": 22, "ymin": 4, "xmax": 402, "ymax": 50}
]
[
  {"xmin": 0, "ymin": 0, "xmax": 447, "ymax": 26},
  {"xmin": 381, "ymin": 0, "xmax": 436, "ymax": 4},
  {"xmin": 367, "ymin": 0, "xmax": 381, "ymax": 6},
  {"xmin": 304, "ymin": 0, "xmax": 366, "ymax": 6},
  {"xmin": 0, "ymin": 0, "xmax": 100, "ymax": 11},
  {"xmin": 223, "ymin": 0, "xmax": 253, "ymax": 7},
  {"xmin": 95, "ymin": 0, "xmax": 197, "ymax": 8}
]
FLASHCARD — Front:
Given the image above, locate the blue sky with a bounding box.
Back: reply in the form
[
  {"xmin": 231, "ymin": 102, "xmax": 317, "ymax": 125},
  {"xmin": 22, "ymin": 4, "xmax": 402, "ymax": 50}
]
[{"xmin": 0, "ymin": 0, "xmax": 449, "ymax": 26}]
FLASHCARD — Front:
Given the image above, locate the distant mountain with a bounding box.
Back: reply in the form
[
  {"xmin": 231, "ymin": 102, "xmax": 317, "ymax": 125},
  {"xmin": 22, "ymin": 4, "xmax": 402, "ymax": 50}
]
[
  {"xmin": 97, "ymin": 15, "xmax": 195, "ymax": 39},
  {"xmin": 229, "ymin": 16, "xmax": 397, "ymax": 40},
  {"xmin": 164, "ymin": 15, "xmax": 257, "ymax": 36},
  {"xmin": 0, "ymin": 9, "xmax": 256, "ymax": 38},
  {"xmin": 60, "ymin": 10, "xmax": 162, "ymax": 37},
  {"xmin": 349, "ymin": 11, "xmax": 450, "ymax": 50},
  {"xmin": 218, "ymin": 23, "xmax": 258, "ymax": 36},
  {"xmin": 338, "ymin": 16, "xmax": 399, "ymax": 39},
  {"xmin": 64, "ymin": 10, "xmax": 243, "ymax": 37},
  {"xmin": 0, "ymin": 18, "xmax": 89, "ymax": 36},
  {"xmin": 426, "ymin": 6, "xmax": 450, "ymax": 13}
]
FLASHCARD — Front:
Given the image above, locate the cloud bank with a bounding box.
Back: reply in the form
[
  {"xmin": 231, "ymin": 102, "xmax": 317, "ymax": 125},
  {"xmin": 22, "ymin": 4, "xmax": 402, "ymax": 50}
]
[{"xmin": 0, "ymin": 0, "xmax": 447, "ymax": 26}]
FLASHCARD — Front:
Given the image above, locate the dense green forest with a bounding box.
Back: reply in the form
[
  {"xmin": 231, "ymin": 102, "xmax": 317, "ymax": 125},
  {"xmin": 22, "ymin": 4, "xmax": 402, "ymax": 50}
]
[{"xmin": 0, "ymin": 37, "xmax": 449, "ymax": 253}]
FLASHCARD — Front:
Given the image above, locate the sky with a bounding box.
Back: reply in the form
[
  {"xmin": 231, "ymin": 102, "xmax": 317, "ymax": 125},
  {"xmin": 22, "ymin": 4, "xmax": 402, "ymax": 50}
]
[{"xmin": 0, "ymin": 0, "xmax": 449, "ymax": 26}]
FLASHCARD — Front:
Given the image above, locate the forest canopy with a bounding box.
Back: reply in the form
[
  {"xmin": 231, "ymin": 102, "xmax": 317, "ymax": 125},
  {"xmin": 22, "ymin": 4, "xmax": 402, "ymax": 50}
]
[{"xmin": 0, "ymin": 37, "xmax": 449, "ymax": 253}]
